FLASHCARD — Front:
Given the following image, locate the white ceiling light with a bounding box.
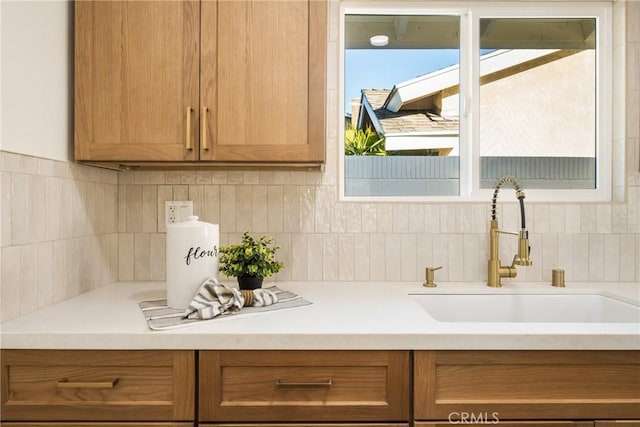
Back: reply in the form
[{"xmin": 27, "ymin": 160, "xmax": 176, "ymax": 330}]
[{"xmin": 369, "ymin": 34, "xmax": 389, "ymax": 47}]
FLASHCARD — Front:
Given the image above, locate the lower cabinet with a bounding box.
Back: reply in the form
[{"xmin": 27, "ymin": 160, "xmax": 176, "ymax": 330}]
[
  {"xmin": 2, "ymin": 348, "xmax": 638, "ymax": 426},
  {"xmin": 413, "ymin": 423, "xmax": 640, "ymax": 427},
  {"xmin": 414, "ymin": 350, "xmax": 640, "ymax": 421},
  {"xmin": 0, "ymin": 350, "xmax": 195, "ymax": 422},
  {"xmin": 416, "ymin": 423, "xmax": 594, "ymax": 427},
  {"xmin": 200, "ymin": 425, "xmax": 408, "ymax": 427},
  {"xmin": 0, "ymin": 424, "xmax": 193, "ymax": 427},
  {"xmin": 199, "ymin": 350, "xmax": 410, "ymax": 423}
]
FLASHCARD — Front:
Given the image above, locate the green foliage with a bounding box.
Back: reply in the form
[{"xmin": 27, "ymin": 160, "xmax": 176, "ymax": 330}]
[
  {"xmin": 344, "ymin": 125, "xmax": 385, "ymax": 156},
  {"xmin": 218, "ymin": 231, "xmax": 284, "ymax": 278}
]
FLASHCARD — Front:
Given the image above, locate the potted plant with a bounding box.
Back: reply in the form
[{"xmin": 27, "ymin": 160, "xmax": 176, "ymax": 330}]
[{"xmin": 218, "ymin": 231, "xmax": 284, "ymax": 290}]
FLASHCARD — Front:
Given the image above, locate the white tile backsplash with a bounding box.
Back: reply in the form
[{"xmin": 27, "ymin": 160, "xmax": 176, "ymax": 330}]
[
  {"xmin": 463, "ymin": 234, "xmax": 483, "ymax": 282},
  {"xmin": 267, "ymin": 185, "xmax": 284, "ymax": 233},
  {"xmin": 291, "ymin": 233, "xmax": 309, "ymax": 280},
  {"xmin": 400, "ymin": 234, "xmax": 417, "ymax": 282},
  {"xmin": 117, "ymin": 232, "xmax": 134, "ymax": 282},
  {"xmin": 134, "ymin": 233, "xmax": 150, "ymax": 281},
  {"xmin": 369, "ymin": 233, "xmax": 386, "ymax": 280},
  {"xmin": 384, "ymin": 234, "xmax": 402, "ymax": 281},
  {"xmin": 322, "ymin": 233, "xmax": 339, "ymax": 281},
  {"xmin": 299, "ymin": 186, "xmax": 316, "ymax": 233},
  {"xmin": 354, "ymin": 233, "xmax": 370, "ymax": 281},
  {"xmin": 1, "ymin": 153, "xmax": 119, "ymax": 321},
  {"xmin": 236, "ymin": 185, "xmax": 253, "ymax": 232},
  {"xmin": 1, "ymin": 245, "xmax": 21, "ymax": 320},
  {"xmin": 306, "ymin": 233, "xmax": 324, "ymax": 281},
  {"xmin": 248, "ymin": 186, "xmax": 267, "ymax": 232},
  {"xmin": 338, "ymin": 233, "xmax": 354, "ymax": 281}
]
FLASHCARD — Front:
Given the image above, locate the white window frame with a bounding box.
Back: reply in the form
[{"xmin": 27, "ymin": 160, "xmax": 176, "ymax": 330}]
[{"xmin": 339, "ymin": 1, "xmax": 615, "ymax": 203}]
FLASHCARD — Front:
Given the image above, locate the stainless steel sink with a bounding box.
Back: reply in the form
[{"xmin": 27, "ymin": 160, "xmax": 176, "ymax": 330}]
[{"xmin": 409, "ymin": 293, "xmax": 640, "ymax": 323}]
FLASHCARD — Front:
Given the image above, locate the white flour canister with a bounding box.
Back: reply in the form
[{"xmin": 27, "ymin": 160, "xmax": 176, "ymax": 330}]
[{"xmin": 166, "ymin": 216, "xmax": 219, "ymax": 309}]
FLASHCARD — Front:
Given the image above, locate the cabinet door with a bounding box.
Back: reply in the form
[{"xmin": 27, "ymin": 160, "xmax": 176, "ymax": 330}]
[
  {"xmin": 414, "ymin": 351, "xmax": 640, "ymax": 420},
  {"xmin": 595, "ymin": 423, "xmax": 640, "ymax": 427},
  {"xmin": 201, "ymin": 1, "xmax": 326, "ymax": 162},
  {"xmin": 75, "ymin": 1, "xmax": 199, "ymax": 161}
]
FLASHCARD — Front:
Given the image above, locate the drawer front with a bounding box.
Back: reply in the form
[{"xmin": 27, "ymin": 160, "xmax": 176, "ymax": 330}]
[
  {"xmin": 416, "ymin": 422, "xmax": 594, "ymax": 427},
  {"xmin": 414, "ymin": 351, "xmax": 640, "ymax": 420},
  {"xmin": 199, "ymin": 350, "xmax": 410, "ymax": 422},
  {"xmin": 201, "ymin": 425, "xmax": 408, "ymax": 427},
  {"xmin": 1, "ymin": 350, "xmax": 195, "ymax": 421},
  {"xmin": 0, "ymin": 424, "xmax": 193, "ymax": 427}
]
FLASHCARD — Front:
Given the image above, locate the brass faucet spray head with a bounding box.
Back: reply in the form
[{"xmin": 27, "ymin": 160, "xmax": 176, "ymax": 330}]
[
  {"xmin": 514, "ymin": 189, "xmax": 532, "ymax": 266},
  {"xmin": 488, "ymin": 176, "xmax": 533, "ymax": 287},
  {"xmin": 515, "ymin": 230, "xmax": 533, "ymax": 266}
]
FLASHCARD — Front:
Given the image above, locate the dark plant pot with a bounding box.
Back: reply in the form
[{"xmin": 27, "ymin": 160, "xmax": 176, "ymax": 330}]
[{"xmin": 237, "ymin": 275, "xmax": 263, "ymax": 290}]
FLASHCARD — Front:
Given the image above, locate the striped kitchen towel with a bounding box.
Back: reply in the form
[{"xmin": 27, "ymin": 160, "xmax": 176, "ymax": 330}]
[
  {"xmin": 138, "ymin": 283, "xmax": 312, "ymax": 331},
  {"xmin": 183, "ymin": 277, "xmax": 280, "ymax": 320}
]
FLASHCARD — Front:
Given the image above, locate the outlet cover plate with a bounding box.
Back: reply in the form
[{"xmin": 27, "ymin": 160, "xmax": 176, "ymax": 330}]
[{"xmin": 165, "ymin": 201, "xmax": 194, "ymax": 227}]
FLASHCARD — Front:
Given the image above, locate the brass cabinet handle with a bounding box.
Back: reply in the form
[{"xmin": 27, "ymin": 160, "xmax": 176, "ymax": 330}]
[
  {"xmin": 185, "ymin": 106, "xmax": 193, "ymax": 150},
  {"xmin": 57, "ymin": 378, "xmax": 119, "ymax": 389},
  {"xmin": 275, "ymin": 378, "xmax": 332, "ymax": 388},
  {"xmin": 202, "ymin": 106, "xmax": 209, "ymax": 151}
]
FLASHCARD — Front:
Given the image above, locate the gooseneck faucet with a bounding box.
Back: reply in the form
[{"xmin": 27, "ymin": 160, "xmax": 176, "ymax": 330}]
[{"xmin": 488, "ymin": 176, "xmax": 533, "ymax": 287}]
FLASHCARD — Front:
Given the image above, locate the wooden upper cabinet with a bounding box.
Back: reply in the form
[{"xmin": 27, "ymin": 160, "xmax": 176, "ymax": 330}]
[
  {"xmin": 75, "ymin": 0, "xmax": 326, "ymax": 164},
  {"xmin": 200, "ymin": 0, "xmax": 326, "ymax": 162},
  {"xmin": 75, "ymin": 1, "xmax": 200, "ymax": 162}
]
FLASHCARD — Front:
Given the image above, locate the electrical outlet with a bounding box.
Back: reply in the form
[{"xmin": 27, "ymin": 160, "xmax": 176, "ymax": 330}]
[{"xmin": 165, "ymin": 201, "xmax": 194, "ymax": 227}]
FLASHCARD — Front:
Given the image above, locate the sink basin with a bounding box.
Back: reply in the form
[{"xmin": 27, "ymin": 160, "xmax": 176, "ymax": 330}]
[{"xmin": 410, "ymin": 293, "xmax": 640, "ymax": 323}]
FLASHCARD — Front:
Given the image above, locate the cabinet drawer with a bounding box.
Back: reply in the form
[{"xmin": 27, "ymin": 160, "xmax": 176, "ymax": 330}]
[
  {"xmin": 1, "ymin": 424, "xmax": 193, "ymax": 427},
  {"xmin": 199, "ymin": 350, "xmax": 410, "ymax": 422},
  {"xmin": 1, "ymin": 350, "xmax": 195, "ymax": 421},
  {"xmin": 414, "ymin": 351, "xmax": 640, "ymax": 420},
  {"xmin": 201, "ymin": 425, "xmax": 408, "ymax": 427},
  {"xmin": 416, "ymin": 422, "xmax": 593, "ymax": 427}
]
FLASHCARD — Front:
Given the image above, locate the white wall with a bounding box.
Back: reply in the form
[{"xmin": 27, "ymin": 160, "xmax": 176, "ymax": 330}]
[{"xmin": 1, "ymin": 0, "xmax": 73, "ymax": 162}]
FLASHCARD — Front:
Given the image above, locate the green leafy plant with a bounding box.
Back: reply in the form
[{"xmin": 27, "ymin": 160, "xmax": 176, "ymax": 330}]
[
  {"xmin": 218, "ymin": 231, "xmax": 284, "ymax": 278},
  {"xmin": 344, "ymin": 125, "xmax": 385, "ymax": 156}
]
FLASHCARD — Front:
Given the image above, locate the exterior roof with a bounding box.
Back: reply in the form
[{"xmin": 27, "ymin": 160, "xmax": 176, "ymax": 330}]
[
  {"xmin": 361, "ymin": 89, "xmax": 459, "ymax": 136},
  {"xmin": 359, "ymin": 49, "xmax": 575, "ymax": 138}
]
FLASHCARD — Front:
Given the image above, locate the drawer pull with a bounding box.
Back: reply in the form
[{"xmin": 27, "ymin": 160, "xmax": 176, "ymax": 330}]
[
  {"xmin": 275, "ymin": 378, "xmax": 332, "ymax": 388},
  {"xmin": 57, "ymin": 378, "xmax": 119, "ymax": 389}
]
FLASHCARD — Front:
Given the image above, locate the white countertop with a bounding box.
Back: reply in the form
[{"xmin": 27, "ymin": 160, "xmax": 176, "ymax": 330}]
[{"xmin": 1, "ymin": 281, "xmax": 639, "ymax": 350}]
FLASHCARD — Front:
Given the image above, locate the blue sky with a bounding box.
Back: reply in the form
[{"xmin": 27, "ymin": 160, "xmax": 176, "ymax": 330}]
[{"xmin": 344, "ymin": 49, "xmax": 460, "ymax": 111}]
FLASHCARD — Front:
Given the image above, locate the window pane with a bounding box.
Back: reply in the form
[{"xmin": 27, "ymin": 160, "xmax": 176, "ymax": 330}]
[
  {"xmin": 478, "ymin": 18, "xmax": 597, "ymax": 189},
  {"xmin": 344, "ymin": 14, "xmax": 461, "ymax": 197}
]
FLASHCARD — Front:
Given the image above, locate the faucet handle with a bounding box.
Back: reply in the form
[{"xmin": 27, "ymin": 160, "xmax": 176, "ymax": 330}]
[{"xmin": 423, "ymin": 266, "xmax": 442, "ymax": 287}]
